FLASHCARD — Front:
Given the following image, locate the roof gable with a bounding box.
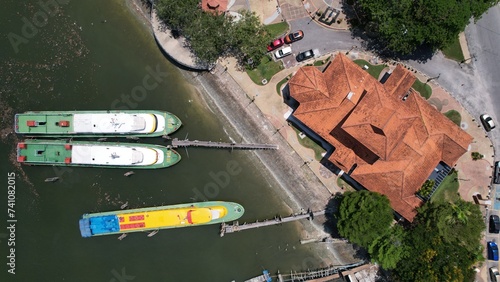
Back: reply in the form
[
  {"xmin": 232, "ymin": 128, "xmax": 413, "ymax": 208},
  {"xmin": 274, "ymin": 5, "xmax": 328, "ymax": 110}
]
[{"xmin": 288, "ymin": 53, "xmax": 473, "ymax": 221}]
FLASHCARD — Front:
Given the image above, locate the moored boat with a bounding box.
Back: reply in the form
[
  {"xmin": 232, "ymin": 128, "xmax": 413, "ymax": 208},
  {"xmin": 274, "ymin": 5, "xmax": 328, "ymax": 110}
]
[
  {"xmin": 16, "ymin": 139, "xmax": 181, "ymax": 169},
  {"xmin": 15, "ymin": 110, "xmax": 182, "ymax": 137},
  {"xmin": 79, "ymin": 201, "xmax": 245, "ymax": 238}
]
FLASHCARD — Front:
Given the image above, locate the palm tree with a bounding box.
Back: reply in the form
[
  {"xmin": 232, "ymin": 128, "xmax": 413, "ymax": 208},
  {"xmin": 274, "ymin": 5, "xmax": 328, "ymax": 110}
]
[{"xmin": 446, "ymin": 202, "xmax": 471, "ymax": 225}]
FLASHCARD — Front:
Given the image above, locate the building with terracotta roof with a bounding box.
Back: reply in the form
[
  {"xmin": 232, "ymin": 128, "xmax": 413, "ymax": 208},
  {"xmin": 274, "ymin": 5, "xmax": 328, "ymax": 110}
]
[{"xmin": 285, "ymin": 54, "xmax": 472, "ymax": 221}]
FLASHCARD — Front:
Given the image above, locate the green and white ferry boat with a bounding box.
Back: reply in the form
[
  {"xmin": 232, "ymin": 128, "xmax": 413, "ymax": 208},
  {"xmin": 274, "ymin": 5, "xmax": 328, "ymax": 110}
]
[
  {"xmin": 17, "ymin": 139, "xmax": 181, "ymax": 169},
  {"xmin": 15, "ymin": 110, "xmax": 182, "ymax": 137}
]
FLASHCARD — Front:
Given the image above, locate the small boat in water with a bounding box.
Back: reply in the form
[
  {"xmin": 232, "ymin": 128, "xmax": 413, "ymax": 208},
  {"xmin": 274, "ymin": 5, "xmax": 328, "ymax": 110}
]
[
  {"xmin": 79, "ymin": 201, "xmax": 245, "ymax": 238},
  {"xmin": 147, "ymin": 230, "xmax": 159, "ymax": 237},
  {"xmin": 17, "ymin": 139, "xmax": 181, "ymax": 169},
  {"xmin": 120, "ymin": 202, "xmax": 129, "ymax": 209},
  {"xmin": 44, "ymin": 177, "xmax": 60, "ymax": 182},
  {"xmin": 15, "ymin": 110, "xmax": 182, "ymax": 137}
]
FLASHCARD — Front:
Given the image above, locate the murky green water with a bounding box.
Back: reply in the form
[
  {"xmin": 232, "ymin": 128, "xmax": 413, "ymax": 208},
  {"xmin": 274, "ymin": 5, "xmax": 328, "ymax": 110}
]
[{"xmin": 0, "ymin": 0, "xmax": 326, "ymax": 281}]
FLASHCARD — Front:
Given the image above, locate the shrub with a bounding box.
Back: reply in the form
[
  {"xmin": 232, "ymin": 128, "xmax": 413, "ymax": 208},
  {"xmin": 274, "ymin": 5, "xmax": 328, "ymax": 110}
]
[{"xmin": 471, "ymin": 152, "xmax": 484, "ymax": 160}]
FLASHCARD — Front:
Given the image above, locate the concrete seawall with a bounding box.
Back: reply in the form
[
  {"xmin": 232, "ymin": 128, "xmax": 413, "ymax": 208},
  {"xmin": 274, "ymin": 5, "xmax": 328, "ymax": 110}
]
[{"xmin": 150, "ymin": 9, "xmax": 209, "ymax": 71}]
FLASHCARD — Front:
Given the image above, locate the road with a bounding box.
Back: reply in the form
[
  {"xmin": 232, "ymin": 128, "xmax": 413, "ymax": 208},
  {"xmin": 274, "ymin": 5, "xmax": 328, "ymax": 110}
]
[
  {"xmin": 465, "ymin": 5, "xmax": 500, "ymax": 152},
  {"xmin": 283, "ymin": 9, "xmax": 500, "ymax": 156},
  {"xmin": 277, "ymin": 17, "xmax": 362, "ymax": 68},
  {"xmin": 283, "ymin": 9, "xmax": 500, "ymax": 276}
]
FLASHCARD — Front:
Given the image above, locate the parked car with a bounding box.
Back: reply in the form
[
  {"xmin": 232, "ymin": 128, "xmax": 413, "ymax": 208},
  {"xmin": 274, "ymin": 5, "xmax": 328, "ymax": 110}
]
[
  {"xmin": 491, "ymin": 267, "xmax": 500, "ymax": 282},
  {"xmin": 488, "ymin": 241, "xmax": 499, "ymax": 261},
  {"xmin": 275, "ymin": 47, "xmax": 292, "ymax": 59},
  {"xmin": 480, "ymin": 114, "xmax": 495, "ymax": 131},
  {"xmin": 267, "ymin": 38, "xmax": 284, "ymax": 52},
  {"xmin": 491, "ymin": 215, "xmax": 500, "ymax": 233},
  {"xmin": 495, "ymin": 161, "xmax": 500, "ymax": 184},
  {"xmin": 296, "ymin": 49, "xmax": 314, "ymax": 62},
  {"xmin": 284, "ymin": 30, "xmax": 304, "ymax": 44}
]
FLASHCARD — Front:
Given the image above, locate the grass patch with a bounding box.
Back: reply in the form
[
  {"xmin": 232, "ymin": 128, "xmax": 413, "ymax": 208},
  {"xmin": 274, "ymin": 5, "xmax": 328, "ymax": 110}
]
[
  {"xmin": 337, "ymin": 177, "xmax": 355, "ymax": 191},
  {"xmin": 313, "ymin": 60, "xmax": 325, "ymax": 66},
  {"xmin": 292, "ymin": 127, "xmax": 326, "ymax": 161},
  {"xmin": 412, "ymin": 79, "xmax": 432, "ymax": 100},
  {"xmin": 444, "ymin": 110, "xmax": 461, "ymax": 126},
  {"xmin": 276, "ymin": 76, "xmax": 289, "ymax": 96},
  {"xmin": 266, "ymin": 22, "xmax": 289, "ymax": 38},
  {"xmin": 431, "ymin": 170, "xmax": 460, "ymax": 203},
  {"xmin": 441, "ymin": 36, "xmax": 465, "ymax": 62},
  {"xmin": 246, "ymin": 55, "xmax": 283, "ymax": 85},
  {"xmin": 353, "ymin": 59, "xmax": 387, "ymax": 80}
]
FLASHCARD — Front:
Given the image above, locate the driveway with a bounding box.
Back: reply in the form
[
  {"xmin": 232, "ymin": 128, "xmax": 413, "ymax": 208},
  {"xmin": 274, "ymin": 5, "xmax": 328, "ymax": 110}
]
[{"xmin": 276, "ymin": 17, "xmax": 362, "ymax": 68}]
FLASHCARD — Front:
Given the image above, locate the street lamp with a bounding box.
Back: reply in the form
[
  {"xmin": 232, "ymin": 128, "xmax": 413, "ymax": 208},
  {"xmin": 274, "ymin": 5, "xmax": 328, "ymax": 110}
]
[
  {"xmin": 247, "ymin": 93, "xmax": 259, "ymax": 106},
  {"xmin": 459, "ymin": 55, "xmax": 476, "ymax": 68},
  {"xmin": 425, "ymin": 73, "xmax": 440, "ymax": 84},
  {"xmin": 346, "ymin": 45, "xmax": 357, "ymax": 55}
]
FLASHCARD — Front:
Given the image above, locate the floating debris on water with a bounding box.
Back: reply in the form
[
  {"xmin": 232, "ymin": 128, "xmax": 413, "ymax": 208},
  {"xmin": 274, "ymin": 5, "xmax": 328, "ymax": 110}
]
[{"xmin": 44, "ymin": 177, "xmax": 60, "ymax": 183}]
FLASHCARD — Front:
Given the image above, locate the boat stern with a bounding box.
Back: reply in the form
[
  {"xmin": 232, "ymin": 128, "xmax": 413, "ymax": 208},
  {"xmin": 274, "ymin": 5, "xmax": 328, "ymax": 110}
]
[{"xmin": 79, "ymin": 218, "xmax": 92, "ymax": 238}]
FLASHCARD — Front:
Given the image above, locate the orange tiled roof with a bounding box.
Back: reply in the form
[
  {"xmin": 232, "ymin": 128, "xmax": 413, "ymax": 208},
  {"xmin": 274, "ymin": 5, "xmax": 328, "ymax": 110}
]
[
  {"xmin": 201, "ymin": 0, "xmax": 227, "ymax": 13},
  {"xmin": 288, "ymin": 54, "xmax": 473, "ymax": 221}
]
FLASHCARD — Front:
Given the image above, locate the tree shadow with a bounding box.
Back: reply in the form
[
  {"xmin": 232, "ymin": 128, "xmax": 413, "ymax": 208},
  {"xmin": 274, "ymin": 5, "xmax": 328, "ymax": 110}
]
[
  {"xmin": 322, "ymin": 193, "xmax": 371, "ymax": 262},
  {"xmin": 341, "ymin": 2, "xmax": 437, "ymax": 63},
  {"xmin": 323, "ymin": 194, "xmax": 342, "ymax": 238}
]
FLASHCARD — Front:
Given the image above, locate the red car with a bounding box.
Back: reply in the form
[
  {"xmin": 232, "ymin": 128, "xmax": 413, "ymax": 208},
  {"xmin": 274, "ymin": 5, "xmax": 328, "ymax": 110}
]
[
  {"xmin": 284, "ymin": 30, "xmax": 304, "ymax": 44},
  {"xmin": 267, "ymin": 38, "xmax": 284, "ymax": 52}
]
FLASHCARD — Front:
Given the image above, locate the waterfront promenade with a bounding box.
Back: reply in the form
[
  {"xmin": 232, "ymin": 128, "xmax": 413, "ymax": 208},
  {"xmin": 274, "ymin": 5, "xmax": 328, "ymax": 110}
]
[{"xmin": 142, "ymin": 0, "xmax": 496, "ymax": 275}]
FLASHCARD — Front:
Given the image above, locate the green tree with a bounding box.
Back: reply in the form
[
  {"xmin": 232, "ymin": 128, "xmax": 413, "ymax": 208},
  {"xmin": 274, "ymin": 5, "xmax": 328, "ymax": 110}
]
[
  {"xmin": 156, "ymin": 0, "xmax": 199, "ymax": 32},
  {"xmin": 393, "ymin": 199, "xmax": 484, "ymax": 281},
  {"xmin": 355, "ymin": 0, "xmax": 500, "ymax": 54},
  {"xmin": 337, "ymin": 191, "xmax": 393, "ymax": 248},
  {"xmin": 368, "ymin": 225, "xmax": 407, "ymax": 269},
  {"xmin": 155, "ymin": 1, "xmax": 272, "ymax": 66},
  {"xmin": 228, "ymin": 11, "xmax": 272, "ymax": 67}
]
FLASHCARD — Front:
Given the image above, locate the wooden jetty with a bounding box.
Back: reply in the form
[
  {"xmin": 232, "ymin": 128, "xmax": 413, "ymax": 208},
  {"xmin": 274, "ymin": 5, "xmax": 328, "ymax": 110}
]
[
  {"xmin": 171, "ymin": 138, "xmax": 278, "ymax": 150},
  {"xmin": 278, "ymin": 261, "xmax": 366, "ymax": 282},
  {"xmin": 220, "ymin": 210, "xmax": 325, "ymax": 237}
]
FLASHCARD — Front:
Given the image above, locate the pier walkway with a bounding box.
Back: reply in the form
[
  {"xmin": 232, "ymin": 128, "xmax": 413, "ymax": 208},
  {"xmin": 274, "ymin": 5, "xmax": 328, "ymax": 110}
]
[
  {"xmin": 220, "ymin": 210, "xmax": 326, "ymax": 237},
  {"xmin": 277, "ymin": 261, "xmax": 366, "ymax": 282},
  {"xmin": 171, "ymin": 138, "xmax": 278, "ymax": 150}
]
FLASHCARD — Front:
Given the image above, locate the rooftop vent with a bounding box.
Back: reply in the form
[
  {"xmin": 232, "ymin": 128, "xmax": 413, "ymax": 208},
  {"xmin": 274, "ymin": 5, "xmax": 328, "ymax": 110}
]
[{"xmin": 402, "ymin": 91, "xmax": 411, "ymax": 101}]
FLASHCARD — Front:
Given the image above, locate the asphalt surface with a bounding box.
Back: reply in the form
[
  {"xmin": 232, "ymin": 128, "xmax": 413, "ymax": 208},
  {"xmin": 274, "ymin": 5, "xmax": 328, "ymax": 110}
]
[
  {"xmin": 284, "ymin": 10, "xmax": 500, "ymax": 276},
  {"xmin": 466, "ymin": 5, "xmax": 500, "ymax": 153},
  {"xmin": 277, "ymin": 17, "xmax": 362, "ymax": 68}
]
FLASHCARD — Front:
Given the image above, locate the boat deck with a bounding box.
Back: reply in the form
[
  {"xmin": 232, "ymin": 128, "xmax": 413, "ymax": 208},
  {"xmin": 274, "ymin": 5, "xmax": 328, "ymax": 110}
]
[
  {"xmin": 18, "ymin": 142, "xmax": 71, "ymax": 163},
  {"xmin": 116, "ymin": 206, "xmax": 227, "ymax": 231},
  {"xmin": 16, "ymin": 114, "xmax": 74, "ymax": 134}
]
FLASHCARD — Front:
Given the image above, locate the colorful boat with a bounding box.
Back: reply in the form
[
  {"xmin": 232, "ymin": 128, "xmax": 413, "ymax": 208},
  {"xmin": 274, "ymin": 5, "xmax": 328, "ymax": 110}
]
[
  {"xmin": 79, "ymin": 201, "xmax": 245, "ymax": 237},
  {"xmin": 16, "ymin": 139, "xmax": 181, "ymax": 169},
  {"xmin": 14, "ymin": 110, "xmax": 182, "ymax": 137}
]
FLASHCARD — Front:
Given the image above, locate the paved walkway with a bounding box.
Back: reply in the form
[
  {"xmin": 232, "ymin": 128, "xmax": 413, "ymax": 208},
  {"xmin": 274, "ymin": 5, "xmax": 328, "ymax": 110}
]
[
  {"xmin": 147, "ymin": 0, "xmax": 491, "ymax": 278},
  {"xmin": 222, "ymin": 50, "xmax": 494, "ymax": 207},
  {"xmin": 151, "ymin": 9, "xmax": 208, "ymax": 70}
]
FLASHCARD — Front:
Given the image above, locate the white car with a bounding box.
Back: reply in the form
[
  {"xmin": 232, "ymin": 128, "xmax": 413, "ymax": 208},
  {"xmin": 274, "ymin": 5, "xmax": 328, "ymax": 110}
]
[
  {"xmin": 490, "ymin": 267, "xmax": 500, "ymax": 282},
  {"xmin": 480, "ymin": 114, "xmax": 495, "ymax": 132},
  {"xmin": 275, "ymin": 47, "xmax": 292, "ymax": 59}
]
